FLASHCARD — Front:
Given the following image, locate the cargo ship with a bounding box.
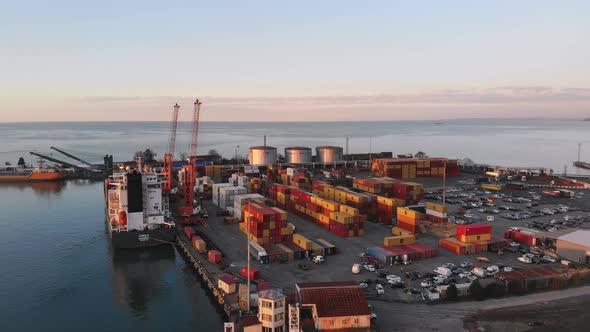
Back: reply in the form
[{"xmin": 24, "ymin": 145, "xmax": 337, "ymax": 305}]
[
  {"xmin": 104, "ymin": 167, "xmax": 175, "ymax": 249},
  {"xmin": 0, "ymin": 166, "xmax": 64, "ymax": 182}
]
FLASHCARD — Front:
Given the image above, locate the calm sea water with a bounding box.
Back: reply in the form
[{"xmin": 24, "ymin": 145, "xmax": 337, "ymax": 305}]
[
  {"xmin": 1, "ymin": 119, "xmax": 589, "ymax": 174},
  {"xmin": 1, "ymin": 119, "xmax": 589, "ymax": 331}
]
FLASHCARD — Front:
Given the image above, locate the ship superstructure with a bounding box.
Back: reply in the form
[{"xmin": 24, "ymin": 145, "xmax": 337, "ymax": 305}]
[{"xmin": 105, "ymin": 167, "xmax": 175, "ymax": 248}]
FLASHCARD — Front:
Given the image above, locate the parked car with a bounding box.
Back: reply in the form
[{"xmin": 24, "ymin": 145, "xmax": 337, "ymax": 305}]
[
  {"xmin": 434, "ymin": 266, "xmax": 453, "ymax": 277},
  {"xmin": 364, "ymin": 264, "xmax": 375, "ymax": 272},
  {"xmin": 376, "ymin": 284, "xmax": 385, "ymax": 294},
  {"xmin": 312, "ymin": 255, "xmax": 324, "ymax": 264},
  {"xmin": 460, "ymin": 262, "xmax": 474, "ymax": 268},
  {"xmin": 510, "ymin": 242, "xmax": 520, "ymax": 247},
  {"xmin": 543, "ymin": 255, "xmax": 557, "ymax": 263},
  {"xmin": 420, "ymin": 280, "xmax": 433, "ymax": 288},
  {"xmin": 486, "ymin": 265, "xmax": 500, "ymax": 274},
  {"xmin": 359, "ymin": 283, "xmax": 368, "ymax": 289},
  {"xmin": 518, "ymin": 256, "xmax": 533, "ymax": 264},
  {"xmin": 459, "ymin": 272, "xmax": 472, "ymax": 279}
]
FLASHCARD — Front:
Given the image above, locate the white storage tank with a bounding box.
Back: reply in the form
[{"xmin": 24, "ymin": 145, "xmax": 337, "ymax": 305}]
[
  {"xmin": 285, "ymin": 146, "xmax": 312, "ymax": 164},
  {"xmin": 316, "ymin": 146, "xmax": 343, "ymax": 163},
  {"xmin": 249, "ymin": 146, "xmax": 277, "ymax": 166}
]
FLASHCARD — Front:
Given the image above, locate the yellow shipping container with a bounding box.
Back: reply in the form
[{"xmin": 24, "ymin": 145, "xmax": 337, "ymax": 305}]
[
  {"xmin": 377, "ymin": 196, "xmax": 396, "ymax": 207},
  {"xmin": 358, "ymin": 229, "xmax": 365, "ymax": 236},
  {"xmin": 281, "ymin": 226, "xmax": 293, "ymax": 236},
  {"xmin": 460, "ymin": 233, "xmax": 492, "ymax": 243},
  {"xmin": 193, "ymin": 239, "xmax": 207, "ymax": 252},
  {"xmin": 426, "ymin": 202, "xmax": 448, "ymax": 213},
  {"xmin": 391, "ymin": 226, "xmax": 413, "ymax": 236},
  {"xmin": 481, "ymin": 183, "xmax": 502, "ymax": 191},
  {"xmin": 263, "ymin": 229, "xmax": 270, "ymax": 238},
  {"xmin": 397, "ymin": 207, "xmax": 425, "ymax": 220},
  {"xmin": 339, "ymin": 205, "xmax": 360, "ymax": 216},
  {"xmin": 384, "ymin": 235, "xmax": 416, "ymax": 246},
  {"xmin": 239, "ymin": 222, "xmax": 247, "ymax": 234},
  {"xmin": 318, "ymin": 214, "xmax": 330, "ymax": 224},
  {"xmin": 293, "ymin": 234, "xmax": 312, "ymax": 250},
  {"xmin": 329, "ymin": 211, "xmax": 352, "ymax": 224}
]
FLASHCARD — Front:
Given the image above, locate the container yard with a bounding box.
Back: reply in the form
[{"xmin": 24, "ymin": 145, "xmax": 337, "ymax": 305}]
[{"xmin": 145, "ymin": 105, "xmax": 590, "ymax": 330}]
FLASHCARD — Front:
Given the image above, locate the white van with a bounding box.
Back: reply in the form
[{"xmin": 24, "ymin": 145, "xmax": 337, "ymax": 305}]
[
  {"xmin": 312, "ymin": 255, "xmax": 324, "ymax": 264},
  {"xmin": 472, "ymin": 267, "xmax": 487, "ymax": 278},
  {"xmin": 352, "ymin": 264, "xmax": 361, "ymax": 274},
  {"xmin": 434, "ymin": 266, "xmax": 452, "ymax": 277},
  {"xmin": 486, "ymin": 215, "xmax": 495, "ymax": 222}
]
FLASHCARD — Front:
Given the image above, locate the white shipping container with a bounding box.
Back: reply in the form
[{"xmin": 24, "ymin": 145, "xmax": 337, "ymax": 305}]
[
  {"xmin": 426, "ymin": 209, "xmax": 447, "ymax": 218},
  {"xmin": 233, "ymin": 194, "xmax": 265, "ymax": 219}
]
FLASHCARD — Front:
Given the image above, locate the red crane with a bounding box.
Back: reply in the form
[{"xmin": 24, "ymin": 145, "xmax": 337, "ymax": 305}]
[
  {"xmin": 178, "ymin": 99, "xmax": 202, "ymax": 218},
  {"xmin": 163, "ymin": 103, "xmax": 180, "ymax": 194}
]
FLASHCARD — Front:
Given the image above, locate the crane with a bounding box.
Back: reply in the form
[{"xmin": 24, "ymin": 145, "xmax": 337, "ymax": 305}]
[
  {"xmin": 163, "ymin": 103, "xmax": 180, "ymax": 194},
  {"xmin": 178, "ymin": 99, "xmax": 202, "ymax": 218},
  {"xmin": 50, "ymin": 147, "xmax": 96, "ymax": 169}
]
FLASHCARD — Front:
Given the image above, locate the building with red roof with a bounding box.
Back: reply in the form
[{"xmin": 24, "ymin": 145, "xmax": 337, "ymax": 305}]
[{"xmin": 296, "ymin": 281, "xmax": 371, "ymax": 331}]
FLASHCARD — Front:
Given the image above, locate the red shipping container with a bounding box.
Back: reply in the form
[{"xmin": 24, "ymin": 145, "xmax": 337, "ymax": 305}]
[
  {"xmin": 397, "ymin": 220, "xmax": 418, "ymax": 233},
  {"xmin": 397, "ymin": 214, "xmax": 419, "ymax": 225},
  {"xmin": 208, "ymin": 250, "xmax": 222, "ymax": 263},
  {"xmin": 240, "ymin": 267, "xmax": 260, "ymax": 280},
  {"xmin": 184, "ymin": 227, "xmax": 196, "ymax": 238},
  {"xmin": 456, "ymin": 224, "xmax": 492, "ymax": 236}
]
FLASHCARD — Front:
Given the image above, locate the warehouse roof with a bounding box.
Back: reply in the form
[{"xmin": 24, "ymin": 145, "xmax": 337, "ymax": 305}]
[
  {"xmin": 297, "ymin": 281, "xmax": 370, "ymax": 318},
  {"xmin": 558, "ymin": 230, "xmax": 590, "ymax": 248}
]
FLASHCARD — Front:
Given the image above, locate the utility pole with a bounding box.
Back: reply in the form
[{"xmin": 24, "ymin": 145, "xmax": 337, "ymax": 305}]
[
  {"xmin": 442, "ymin": 160, "xmax": 447, "ymax": 206},
  {"xmin": 369, "ymin": 138, "xmax": 373, "ymax": 163},
  {"xmin": 346, "ymin": 137, "xmax": 349, "ymax": 160},
  {"xmin": 246, "ymin": 201, "xmax": 251, "ymax": 313}
]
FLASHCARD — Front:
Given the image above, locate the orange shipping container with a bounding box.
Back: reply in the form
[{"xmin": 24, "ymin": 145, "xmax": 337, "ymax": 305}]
[{"xmin": 459, "ymin": 233, "xmax": 492, "ymax": 243}]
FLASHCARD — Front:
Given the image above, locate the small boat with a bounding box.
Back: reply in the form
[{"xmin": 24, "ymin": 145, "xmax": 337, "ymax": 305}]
[{"xmin": 0, "ymin": 165, "xmax": 64, "ymax": 182}]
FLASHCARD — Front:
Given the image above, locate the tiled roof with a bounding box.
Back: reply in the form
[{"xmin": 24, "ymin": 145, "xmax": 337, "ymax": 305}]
[
  {"xmin": 219, "ymin": 275, "xmax": 236, "ymax": 285},
  {"xmin": 297, "ymin": 281, "xmax": 371, "ymax": 318},
  {"xmin": 240, "ymin": 315, "xmax": 261, "ymax": 327}
]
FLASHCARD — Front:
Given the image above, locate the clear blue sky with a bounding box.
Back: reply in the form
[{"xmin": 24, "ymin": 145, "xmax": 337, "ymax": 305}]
[{"xmin": 1, "ymin": 0, "xmax": 589, "ymax": 121}]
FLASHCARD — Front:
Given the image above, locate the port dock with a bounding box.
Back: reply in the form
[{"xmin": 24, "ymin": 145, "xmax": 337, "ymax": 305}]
[{"xmin": 174, "ymin": 222, "xmax": 241, "ymax": 322}]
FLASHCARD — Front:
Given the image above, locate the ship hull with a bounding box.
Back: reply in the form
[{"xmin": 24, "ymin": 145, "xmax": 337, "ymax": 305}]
[
  {"xmin": 109, "ymin": 226, "xmax": 176, "ymax": 249},
  {"xmin": 0, "ymin": 173, "xmax": 65, "ymax": 182}
]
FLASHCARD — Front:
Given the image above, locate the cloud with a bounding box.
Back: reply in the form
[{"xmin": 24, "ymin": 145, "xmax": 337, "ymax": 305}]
[{"xmin": 71, "ymin": 86, "xmax": 590, "ymax": 107}]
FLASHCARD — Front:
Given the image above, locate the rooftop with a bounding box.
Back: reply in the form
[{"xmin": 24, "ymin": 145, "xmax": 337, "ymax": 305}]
[
  {"xmin": 258, "ymin": 288, "xmax": 285, "ymax": 301},
  {"xmin": 297, "ymin": 281, "xmax": 371, "ymax": 318},
  {"xmin": 558, "ymin": 230, "xmax": 590, "ymax": 247},
  {"xmin": 218, "ymin": 275, "xmax": 236, "ymax": 285},
  {"xmin": 240, "ymin": 315, "xmax": 261, "ymax": 328}
]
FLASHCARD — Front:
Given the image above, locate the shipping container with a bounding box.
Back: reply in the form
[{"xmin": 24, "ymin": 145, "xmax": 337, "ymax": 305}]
[
  {"xmin": 481, "ymin": 183, "xmax": 502, "ymax": 191},
  {"xmin": 384, "ymin": 235, "xmax": 416, "ymax": 246},
  {"xmin": 456, "ymin": 224, "xmax": 492, "ymax": 236},
  {"xmin": 208, "ymin": 250, "xmax": 223, "ymax": 263},
  {"xmin": 240, "ymin": 267, "xmax": 260, "ymax": 280},
  {"xmin": 459, "ymin": 233, "xmax": 492, "ymax": 243}
]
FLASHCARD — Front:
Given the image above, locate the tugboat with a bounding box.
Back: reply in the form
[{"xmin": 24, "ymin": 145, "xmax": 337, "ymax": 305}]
[{"xmin": 104, "ymin": 157, "xmax": 175, "ymax": 249}]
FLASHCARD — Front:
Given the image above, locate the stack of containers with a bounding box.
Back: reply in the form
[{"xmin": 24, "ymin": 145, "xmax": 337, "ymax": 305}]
[
  {"xmin": 504, "ymin": 229, "xmax": 537, "ymax": 246},
  {"xmin": 247, "ymin": 177, "xmax": 265, "ymax": 194},
  {"xmin": 208, "ymin": 250, "xmax": 222, "ymax": 263},
  {"xmin": 375, "ymin": 196, "xmax": 403, "ymax": 224},
  {"xmin": 238, "ymin": 200, "xmax": 292, "ymax": 245},
  {"xmin": 212, "ymin": 183, "xmax": 235, "ymax": 206},
  {"xmin": 396, "ymin": 206, "xmax": 426, "ymax": 233},
  {"xmin": 439, "ymin": 223, "xmax": 498, "ymax": 255},
  {"xmin": 383, "ymin": 234, "xmax": 416, "ymax": 246},
  {"xmin": 233, "ymin": 194, "xmax": 265, "ymax": 220},
  {"xmin": 425, "ymin": 202, "xmax": 449, "ymax": 223},
  {"xmin": 372, "ymin": 158, "xmax": 459, "ymax": 178},
  {"xmin": 456, "ymin": 224, "xmax": 492, "ymax": 243},
  {"xmin": 270, "ymin": 182, "xmax": 366, "ymax": 237},
  {"xmin": 353, "ymin": 177, "xmax": 424, "ymax": 205},
  {"xmin": 218, "ymin": 186, "xmax": 248, "ymax": 208},
  {"xmin": 237, "ymin": 175, "xmax": 250, "ymax": 188},
  {"xmin": 368, "ymin": 244, "xmax": 438, "ymax": 265},
  {"xmin": 313, "ymin": 181, "xmax": 373, "ymax": 216},
  {"xmin": 205, "ymin": 165, "xmax": 223, "ymax": 178}
]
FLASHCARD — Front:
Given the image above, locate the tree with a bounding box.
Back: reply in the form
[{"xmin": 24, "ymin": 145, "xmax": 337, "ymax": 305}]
[
  {"xmin": 469, "ymin": 279, "xmax": 485, "ymax": 301},
  {"xmin": 446, "ymin": 283, "xmax": 458, "ymax": 301},
  {"xmin": 134, "ymin": 149, "xmax": 157, "ymax": 162},
  {"xmin": 17, "ymin": 157, "xmax": 25, "ymax": 166},
  {"xmin": 208, "ymin": 149, "xmax": 221, "ymax": 158},
  {"xmin": 415, "ymin": 151, "xmax": 428, "ymax": 159},
  {"xmin": 4, "ymin": 161, "xmax": 10, "ymax": 166},
  {"xmin": 179, "ymin": 152, "xmax": 187, "ymax": 161}
]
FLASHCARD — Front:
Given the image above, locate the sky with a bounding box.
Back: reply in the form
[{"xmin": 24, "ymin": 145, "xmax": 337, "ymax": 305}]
[{"xmin": 0, "ymin": 0, "xmax": 589, "ymax": 122}]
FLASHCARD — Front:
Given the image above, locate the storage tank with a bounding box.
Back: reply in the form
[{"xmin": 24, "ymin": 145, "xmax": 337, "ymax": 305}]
[
  {"xmin": 285, "ymin": 147, "xmax": 312, "ymax": 164},
  {"xmin": 316, "ymin": 146, "xmax": 343, "ymax": 163},
  {"xmin": 249, "ymin": 146, "xmax": 277, "ymax": 166}
]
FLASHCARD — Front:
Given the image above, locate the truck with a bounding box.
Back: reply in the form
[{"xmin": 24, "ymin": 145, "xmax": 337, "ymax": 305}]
[
  {"xmin": 249, "ymin": 240, "xmax": 269, "ymax": 264},
  {"xmin": 506, "ymin": 182, "xmax": 525, "ymax": 190},
  {"xmin": 481, "ymin": 183, "xmax": 502, "ymax": 191},
  {"xmin": 472, "ymin": 267, "xmax": 487, "ymax": 278}
]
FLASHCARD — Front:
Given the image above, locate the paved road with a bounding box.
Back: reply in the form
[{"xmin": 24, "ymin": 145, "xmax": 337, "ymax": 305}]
[{"xmin": 369, "ymin": 286, "xmax": 590, "ymax": 331}]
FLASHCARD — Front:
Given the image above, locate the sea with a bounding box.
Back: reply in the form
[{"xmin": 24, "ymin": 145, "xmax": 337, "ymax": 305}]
[{"xmin": 0, "ymin": 119, "xmax": 589, "ymax": 331}]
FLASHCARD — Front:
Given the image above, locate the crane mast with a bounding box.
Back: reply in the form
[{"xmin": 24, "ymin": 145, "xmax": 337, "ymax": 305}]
[
  {"xmin": 178, "ymin": 99, "xmax": 202, "ymax": 218},
  {"xmin": 163, "ymin": 103, "xmax": 180, "ymax": 194}
]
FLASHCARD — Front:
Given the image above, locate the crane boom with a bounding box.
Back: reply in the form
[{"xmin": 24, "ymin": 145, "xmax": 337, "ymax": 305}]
[
  {"xmin": 189, "ymin": 99, "xmax": 202, "ymax": 161},
  {"xmin": 168, "ymin": 103, "xmax": 180, "ymax": 156},
  {"xmin": 50, "ymin": 146, "xmax": 95, "ymax": 168},
  {"xmin": 29, "ymin": 152, "xmax": 86, "ymax": 171}
]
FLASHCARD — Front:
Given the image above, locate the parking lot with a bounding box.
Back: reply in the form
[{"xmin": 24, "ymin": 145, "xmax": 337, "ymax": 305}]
[{"xmin": 196, "ymin": 176, "xmax": 590, "ymax": 304}]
